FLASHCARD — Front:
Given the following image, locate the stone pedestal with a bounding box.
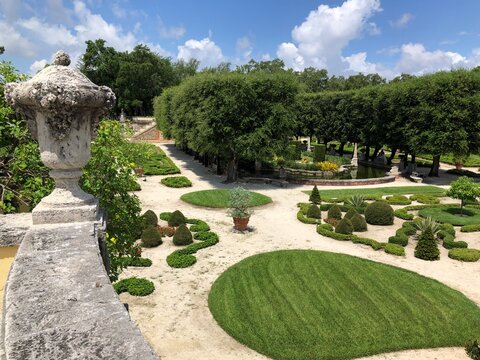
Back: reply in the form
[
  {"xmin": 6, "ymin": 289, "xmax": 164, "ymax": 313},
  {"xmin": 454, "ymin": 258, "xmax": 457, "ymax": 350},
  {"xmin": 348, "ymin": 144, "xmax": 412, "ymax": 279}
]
[{"xmin": 351, "ymin": 142, "xmax": 358, "ymax": 168}]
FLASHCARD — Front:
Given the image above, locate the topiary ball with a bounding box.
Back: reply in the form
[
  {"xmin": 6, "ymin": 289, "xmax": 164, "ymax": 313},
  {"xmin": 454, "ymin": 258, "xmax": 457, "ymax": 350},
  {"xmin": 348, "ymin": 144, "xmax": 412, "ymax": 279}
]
[
  {"xmin": 327, "ymin": 205, "xmax": 342, "ymax": 220},
  {"xmin": 141, "ymin": 226, "xmax": 163, "ymax": 248},
  {"xmin": 141, "ymin": 209, "xmax": 158, "ymax": 228},
  {"xmin": 344, "ymin": 207, "xmax": 358, "ymax": 220},
  {"xmin": 335, "ymin": 218, "xmax": 353, "ymax": 235},
  {"xmin": 307, "ymin": 204, "xmax": 321, "ymax": 219},
  {"xmin": 364, "ymin": 201, "xmax": 394, "ymax": 225},
  {"xmin": 173, "ymin": 224, "xmax": 193, "ymax": 246},
  {"xmin": 168, "ymin": 210, "xmax": 187, "ymax": 227},
  {"xmin": 350, "ymin": 213, "xmax": 368, "ymax": 232}
]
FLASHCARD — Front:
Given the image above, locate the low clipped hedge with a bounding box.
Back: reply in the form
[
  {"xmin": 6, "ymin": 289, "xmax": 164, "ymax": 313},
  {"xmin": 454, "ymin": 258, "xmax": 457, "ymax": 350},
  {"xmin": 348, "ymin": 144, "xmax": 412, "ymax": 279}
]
[
  {"xmin": 317, "ymin": 224, "xmax": 389, "ymax": 253},
  {"xmin": 161, "ymin": 176, "xmax": 192, "ymax": 188},
  {"xmin": 296, "ymin": 203, "xmax": 320, "ymax": 224},
  {"xmin": 167, "ymin": 231, "xmax": 220, "ymax": 268},
  {"xmin": 448, "ymin": 248, "xmax": 480, "ymax": 262},
  {"xmin": 384, "ymin": 243, "xmax": 405, "ymax": 256},
  {"xmin": 386, "ymin": 195, "xmax": 411, "ymax": 205},
  {"xmin": 121, "ymin": 257, "xmax": 152, "ymax": 267},
  {"xmin": 113, "ymin": 277, "xmax": 155, "ymax": 296},
  {"xmin": 190, "ymin": 220, "xmax": 210, "ymax": 232},
  {"xmin": 461, "ymin": 224, "xmax": 480, "ymax": 232},
  {"xmin": 410, "ymin": 194, "xmax": 440, "ymax": 204},
  {"xmin": 394, "ymin": 208, "xmax": 414, "ymax": 220},
  {"xmin": 365, "ymin": 201, "xmax": 394, "ymax": 225},
  {"xmin": 388, "ymin": 222, "xmax": 416, "ymax": 247}
]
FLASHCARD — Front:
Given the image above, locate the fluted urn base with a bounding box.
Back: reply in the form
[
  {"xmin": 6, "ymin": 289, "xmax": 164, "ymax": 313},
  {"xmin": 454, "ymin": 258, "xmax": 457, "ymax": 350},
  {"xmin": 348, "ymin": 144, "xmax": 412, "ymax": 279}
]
[{"xmin": 32, "ymin": 169, "xmax": 99, "ymax": 225}]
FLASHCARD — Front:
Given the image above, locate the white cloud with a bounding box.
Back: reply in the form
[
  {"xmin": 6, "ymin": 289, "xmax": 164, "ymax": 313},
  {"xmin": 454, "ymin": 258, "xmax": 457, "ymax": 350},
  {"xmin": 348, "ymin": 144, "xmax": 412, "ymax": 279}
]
[
  {"xmin": 0, "ymin": 21, "xmax": 37, "ymax": 57},
  {"xmin": 236, "ymin": 36, "xmax": 252, "ymax": 60},
  {"xmin": 377, "ymin": 46, "xmax": 400, "ymax": 56},
  {"xmin": 111, "ymin": 3, "xmax": 127, "ymax": 19},
  {"xmin": 158, "ymin": 18, "xmax": 186, "ymax": 39},
  {"xmin": 18, "ymin": 17, "xmax": 77, "ymax": 47},
  {"xmin": 276, "ymin": 0, "xmax": 381, "ymax": 72},
  {"xmin": 29, "ymin": 59, "xmax": 48, "ymax": 74},
  {"xmin": 177, "ymin": 37, "xmax": 224, "ymax": 68},
  {"xmin": 343, "ymin": 52, "xmax": 378, "ymax": 73},
  {"xmin": 396, "ymin": 43, "xmax": 466, "ymax": 74},
  {"xmin": 47, "ymin": 0, "xmax": 72, "ymax": 23},
  {"xmin": 390, "ymin": 13, "xmax": 413, "ymax": 28},
  {"xmin": 0, "ymin": 0, "xmax": 20, "ymax": 21},
  {"xmin": 368, "ymin": 22, "xmax": 381, "ymax": 35}
]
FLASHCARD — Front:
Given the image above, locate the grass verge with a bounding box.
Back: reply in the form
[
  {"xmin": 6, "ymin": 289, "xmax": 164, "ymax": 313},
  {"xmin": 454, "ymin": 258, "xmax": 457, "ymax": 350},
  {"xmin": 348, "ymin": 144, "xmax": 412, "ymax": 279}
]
[{"xmin": 181, "ymin": 189, "xmax": 272, "ymax": 208}]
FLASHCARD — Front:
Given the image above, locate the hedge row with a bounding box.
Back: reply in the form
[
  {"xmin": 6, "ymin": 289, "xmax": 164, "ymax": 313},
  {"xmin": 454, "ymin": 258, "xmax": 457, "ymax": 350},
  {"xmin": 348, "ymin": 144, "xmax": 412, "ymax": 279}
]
[
  {"xmin": 113, "ymin": 277, "xmax": 155, "ymax": 296},
  {"xmin": 296, "ymin": 203, "xmax": 321, "ymax": 224},
  {"xmin": 120, "ymin": 257, "xmax": 152, "ymax": 267},
  {"xmin": 437, "ymin": 224, "xmax": 468, "ymax": 249},
  {"xmin": 166, "ymin": 231, "xmax": 219, "ymax": 268},
  {"xmin": 388, "ymin": 221, "xmax": 416, "ymax": 246},
  {"xmin": 461, "ymin": 224, "xmax": 480, "ymax": 232},
  {"xmin": 448, "ymin": 248, "xmax": 480, "ymax": 262}
]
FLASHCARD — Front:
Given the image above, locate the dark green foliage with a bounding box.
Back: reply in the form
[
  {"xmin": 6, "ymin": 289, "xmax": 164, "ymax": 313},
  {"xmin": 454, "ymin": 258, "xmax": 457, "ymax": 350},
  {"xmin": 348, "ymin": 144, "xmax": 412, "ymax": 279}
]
[
  {"xmin": 113, "ymin": 277, "xmax": 155, "ymax": 296},
  {"xmin": 309, "ymin": 185, "xmax": 321, "ymax": 205},
  {"xmin": 161, "ymin": 176, "xmax": 192, "ymax": 188},
  {"xmin": 167, "ymin": 231, "xmax": 219, "ymax": 268},
  {"xmin": 141, "ymin": 226, "xmax": 162, "ymax": 248},
  {"xmin": 317, "ymin": 224, "xmax": 351, "ymax": 241},
  {"xmin": 350, "ymin": 213, "xmax": 367, "ymax": 232},
  {"xmin": 193, "ymin": 231, "xmax": 219, "ymax": 242},
  {"xmin": 388, "ymin": 233, "xmax": 408, "ymax": 247},
  {"xmin": 344, "ymin": 207, "xmax": 358, "ymax": 220},
  {"xmin": 141, "ymin": 209, "xmax": 158, "ymax": 228},
  {"xmin": 190, "ymin": 220, "xmax": 211, "ymax": 232},
  {"xmin": 386, "ymin": 195, "xmax": 411, "ymax": 205},
  {"xmin": 313, "ymin": 144, "xmax": 326, "ymax": 162},
  {"xmin": 466, "ymin": 339, "xmax": 480, "ymax": 360},
  {"xmin": 410, "ymin": 194, "xmax": 440, "ymax": 204},
  {"xmin": 172, "ymin": 224, "xmax": 193, "ymax": 246},
  {"xmin": 168, "ymin": 210, "xmax": 187, "ymax": 227},
  {"xmin": 307, "ymin": 204, "xmax": 321, "ymax": 219},
  {"xmin": 365, "ymin": 201, "xmax": 394, "ymax": 225},
  {"xmin": 415, "ymin": 229, "xmax": 440, "ymax": 261},
  {"xmin": 335, "ymin": 218, "xmax": 353, "ymax": 235},
  {"xmin": 351, "ymin": 237, "xmax": 384, "ymax": 251},
  {"xmin": 159, "ymin": 212, "xmax": 172, "ymax": 221},
  {"xmin": 142, "ymin": 146, "xmax": 181, "ymax": 175},
  {"xmin": 121, "ymin": 257, "xmax": 152, "ymax": 267},
  {"xmin": 449, "ymin": 248, "xmax": 480, "ymax": 262},
  {"xmin": 384, "ymin": 243, "xmax": 405, "ymax": 256},
  {"xmin": 402, "ymin": 222, "xmax": 418, "ymax": 236},
  {"xmin": 394, "ymin": 208, "xmax": 414, "ymax": 220},
  {"xmin": 296, "ymin": 203, "xmax": 319, "ymax": 224},
  {"xmin": 327, "ymin": 205, "xmax": 342, "ymax": 220}
]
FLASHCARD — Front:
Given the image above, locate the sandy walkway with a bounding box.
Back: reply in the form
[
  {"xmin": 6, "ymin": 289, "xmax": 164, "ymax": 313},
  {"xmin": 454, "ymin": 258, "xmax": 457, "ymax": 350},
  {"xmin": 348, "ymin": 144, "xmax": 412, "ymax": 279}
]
[{"xmin": 120, "ymin": 144, "xmax": 479, "ymax": 360}]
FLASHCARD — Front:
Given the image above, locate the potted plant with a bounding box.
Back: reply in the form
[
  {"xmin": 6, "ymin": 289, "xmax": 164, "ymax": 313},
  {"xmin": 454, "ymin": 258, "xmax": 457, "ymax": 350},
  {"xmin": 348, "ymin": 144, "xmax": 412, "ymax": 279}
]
[{"xmin": 227, "ymin": 187, "xmax": 253, "ymax": 231}]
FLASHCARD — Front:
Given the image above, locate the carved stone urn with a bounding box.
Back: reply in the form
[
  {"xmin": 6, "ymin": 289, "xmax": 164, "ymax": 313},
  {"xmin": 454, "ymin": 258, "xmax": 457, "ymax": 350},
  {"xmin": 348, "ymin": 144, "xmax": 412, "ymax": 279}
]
[{"xmin": 5, "ymin": 51, "xmax": 115, "ymax": 224}]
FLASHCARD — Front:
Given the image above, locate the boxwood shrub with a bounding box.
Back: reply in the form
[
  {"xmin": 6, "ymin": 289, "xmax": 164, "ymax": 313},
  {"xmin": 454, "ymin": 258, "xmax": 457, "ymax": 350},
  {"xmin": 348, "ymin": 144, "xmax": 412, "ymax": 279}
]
[
  {"xmin": 120, "ymin": 256, "xmax": 152, "ymax": 267},
  {"xmin": 461, "ymin": 224, "xmax": 480, "ymax": 232},
  {"xmin": 161, "ymin": 176, "xmax": 192, "ymax": 188},
  {"xmin": 168, "ymin": 210, "xmax": 187, "ymax": 227},
  {"xmin": 190, "ymin": 220, "xmax": 210, "ymax": 232},
  {"xmin": 141, "ymin": 209, "xmax": 158, "ymax": 228},
  {"xmin": 365, "ymin": 201, "xmax": 394, "ymax": 225},
  {"xmin": 327, "ymin": 205, "xmax": 342, "ymax": 220},
  {"xmin": 410, "ymin": 194, "xmax": 440, "ymax": 204},
  {"xmin": 173, "ymin": 224, "xmax": 193, "ymax": 246},
  {"xmin": 335, "ymin": 218, "xmax": 353, "ymax": 235},
  {"xmin": 384, "ymin": 243, "xmax": 405, "ymax": 256},
  {"xmin": 141, "ymin": 226, "xmax": 162, "ymax": 248},
  {"xmin": 350, "ymin": 213, "xmax": 367, "ymax": 232},
  {"xmin": 113, "ymin": 277, "xmax": 155, "ymax": 296},
  {"xmin": 394, "ymin": 208, "xmax": 414, "ymax": 220},
  {"xmin": 386, "ymin": 195, "xmax": 411, "ymax": 205},
  {"xmin": 448, "ymin": 248, "xmax": 480, "ymax": 262}
]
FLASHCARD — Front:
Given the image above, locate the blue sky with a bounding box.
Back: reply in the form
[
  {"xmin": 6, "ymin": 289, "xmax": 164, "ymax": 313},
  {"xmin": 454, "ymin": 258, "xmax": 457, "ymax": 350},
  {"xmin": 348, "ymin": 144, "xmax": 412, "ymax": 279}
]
[{"xmin": 1, "ymin": 0, "xmax": 480, "ymax": 78}]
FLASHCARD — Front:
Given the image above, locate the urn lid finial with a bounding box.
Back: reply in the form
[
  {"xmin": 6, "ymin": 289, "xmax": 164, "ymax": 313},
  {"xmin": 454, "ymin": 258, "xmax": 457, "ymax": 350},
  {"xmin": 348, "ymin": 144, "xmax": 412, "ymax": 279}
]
[{"xmin": 52, "ymin": 50, "xmax": 71, "ymax": 66}]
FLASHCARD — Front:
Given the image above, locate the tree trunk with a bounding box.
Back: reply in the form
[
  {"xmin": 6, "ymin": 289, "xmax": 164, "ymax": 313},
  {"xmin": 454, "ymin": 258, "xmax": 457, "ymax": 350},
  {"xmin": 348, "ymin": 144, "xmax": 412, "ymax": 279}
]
[
  {"xmin": 372, "ymin": 145, "xmax": 382, "ymax": 159},
  {"xmin": 387, "ymin": 148, "xmax": 397, "ymax": 165},
  {"xmin": 429, "ymin": 155, "xmax": 441, "ymax": 177},
  {"xmin": 226, "ymin": 157, "xmax": 238, "ymax": 182},
  {"xmin": 460, "ymin": 200, "xmax": 464, "ymax": 216},
  {"xmin": 365, "ymin": 145, "xmax": 370, "ymax": 160},
  {"xmin": 339, "ymin": 142, "xmax": 345, "ymax": 156}
]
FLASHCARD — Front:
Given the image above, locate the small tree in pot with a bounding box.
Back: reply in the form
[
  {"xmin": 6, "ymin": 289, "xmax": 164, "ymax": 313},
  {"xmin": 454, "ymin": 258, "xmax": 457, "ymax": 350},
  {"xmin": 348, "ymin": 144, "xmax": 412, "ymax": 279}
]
[{"xmin": 228, "ymin": 187, "xmax": 253, "ymax": 231}]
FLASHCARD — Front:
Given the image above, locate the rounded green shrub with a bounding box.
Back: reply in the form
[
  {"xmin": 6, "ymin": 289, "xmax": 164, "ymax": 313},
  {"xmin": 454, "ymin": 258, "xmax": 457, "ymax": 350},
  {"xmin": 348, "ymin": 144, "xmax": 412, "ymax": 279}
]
[
  {"xmin": 327, "ymin": 205, "xmax": 342, "ymax": 220},
  {"xmin": 415, "ymin": 229, "xmax": 440, "ymax": 261},
  {"xmin": 386, "ymin": 195, "xmax": 411, "ymax": 205},
  {"xmin": 410, "ymin": 194, "xmax": 440, "ymax": 204},
  {"xmin": 121, "ymin": 257, "xmax": 152, "ymax": 267},
  {"xmin": 365, "ymin": 201, "xmax": 394, "ymax": 225},
  {"xmin": 161, "ymin": 176, "xmax": 192, "ymax": 188},
  {"xmin": 168, "ymin": 210, "xmax": 187, "ymax": 227},
  {"xmin": 141, "ymin": 209, "xmax": 158, "ymax": 228},
  {"xmin": 344, "ymin": 207, "xmax": 358, "ymax": 220},
  {"xmin": 141, "ymin": 226, "xmax": 162, "ymax": 248},
  {"xmin": 350, "ymin": 213, "xmax": 367, "ymax": 232},
  {"xmin": 173, "ymin": 224, "xmax": 193, "ymax": 246},
  {"xmin": 113, "ymin": 277, "xmax": 155, "ymax": 296},
  {"xmin": 448, "ymin": 248, "xmax": 480, "ymax": 262},
  {"xmin": 335, "ymin": 218, "xmax": 353, "ymax": 235},
  {"xmin": 307, "ymin": 204, "xmax": 321, "ymax": 219}
]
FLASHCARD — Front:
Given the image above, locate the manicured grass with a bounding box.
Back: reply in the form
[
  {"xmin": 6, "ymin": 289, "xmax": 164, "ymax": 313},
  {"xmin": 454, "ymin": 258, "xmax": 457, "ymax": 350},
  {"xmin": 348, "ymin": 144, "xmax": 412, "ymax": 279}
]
[
  {"xmin": 209, "ymin": 250, "xmax": 480, "ymax": 360},
  {"xmin": 417, "ymin": 153, "xmax": 480, "ymax": 167},
  {"xmin": 180, "ymin": 189, "xmax": 272, "ymax": 208},
  {"xmin": 418, "ymin": 206, "xmax": 480, "ymax": 226},
  {"xmin": 304, "ymin": 185, "xmax": 445, "ymax": 201}
]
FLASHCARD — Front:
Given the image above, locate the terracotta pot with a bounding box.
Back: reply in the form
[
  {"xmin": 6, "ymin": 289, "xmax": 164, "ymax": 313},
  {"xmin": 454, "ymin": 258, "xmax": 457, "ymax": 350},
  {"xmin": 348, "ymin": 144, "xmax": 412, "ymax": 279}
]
[
  {"xmin": 135, "ymin": 166, "xmax": 144, "ymax": 176},
  {"xmin": 233, "ymin": 217, "xmax": 250, "ymax": 231}
]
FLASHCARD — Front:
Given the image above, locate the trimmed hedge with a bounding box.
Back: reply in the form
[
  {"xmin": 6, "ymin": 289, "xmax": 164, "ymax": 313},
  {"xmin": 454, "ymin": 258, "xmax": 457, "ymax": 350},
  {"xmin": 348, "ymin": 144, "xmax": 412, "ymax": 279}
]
[
  {"xmin": 190, "ymin": 220, "xmax": 210, "ymax": 232},
  {"xmin": 113, "ymin": 277, "xmax": 155, "ymax": 296},
  {"xmin": 344, "ymin": 208, "xmax": 358, "ymax": 220},
  {"xmin": 384, "ymin": 243, "xmax": 405, "ymax": 256},
  {"xmin": 448, "ymin": 248, "xmax": 480, "ymax": 262},
  {"xmin": 410, "ymin": 194, "xmax": 440, "ymax": 204},
  {"xmin": 317, "ymin": 224, "xmax": 388, "ymax": 253},
  {"xmin": 461, "ymin": 224, "xmax": 480, "ymax": 232},
  {"xmin": 335, "ymin": 218, "xmax": 353, "ymax": 235},
  {"xmin": 415, "ymin": 229, "xmax": 440, "ymax": 261},
  {"xmin": 120, "ymin": 257, "xmax": 152, "ymax": 267},
  {"xmin": 350, "ymin": 213, "xmax": 367, "ymax": 232},
  {"xmin": 168, "ymin": 210, "xmax": 187, "ymax": 227},
  {"xmin": 141, "ymin": 226, "xmax": 163, "ymax": 248},
  {"xmin": 159, "ymin": 212, "xmax": 171, "ymax": 221},
  {"xmin": 394, "ymin": 208, "xmax": 414, "ymax": 220},
  {"xmin": 141, "ymin": 209, "xmax": 158, "ymax": 228},
  {"xmin": 351, "ymin": 236, "xmax": 384, "ymax": 250},
  {"xmin": 307, "ymin": 204, "xmax": 321, "ymax": 219},
  {"xmin": 296, "ymin": 203, "xmax": 320, "ymax": 224},
  {"xmin": 365, "ymin": 201, "xmax": 394, "ymax": 225},
  {"xmin": 173, "ymin": 224, "xmax": 193, "ymax": 246},
  {"xmin": 386, "ymin": 195, "xmax": 411, "ymax": 205},
  {"xmin": 167, "ymin": 232, "xmax": 220, "ymax": 268},
  {"xmin": 193, "ymin": 231, "xmax": 219, "ymax": 241},
  {"xmin": 327, "ymin": 205, "xmax": 342, "ymax": 220},
  {"xmin": 161, "ymin": 176, "xmax": 192, "ymax": 188}
]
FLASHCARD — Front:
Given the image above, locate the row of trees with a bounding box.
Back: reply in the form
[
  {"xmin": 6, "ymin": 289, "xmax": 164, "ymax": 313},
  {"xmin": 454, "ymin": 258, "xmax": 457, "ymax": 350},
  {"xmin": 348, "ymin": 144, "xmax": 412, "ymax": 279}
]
[{"xmin": 155, "ymin": 68, "xmax": 480, "ymax": 179}]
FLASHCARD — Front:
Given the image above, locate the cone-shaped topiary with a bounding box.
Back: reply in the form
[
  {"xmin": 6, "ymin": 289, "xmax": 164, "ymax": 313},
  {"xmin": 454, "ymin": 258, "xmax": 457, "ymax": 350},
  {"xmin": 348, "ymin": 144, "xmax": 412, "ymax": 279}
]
[
  {"xmin": 141, "ymin": 226, "xmax": 163, "ymax": 248},
  {"xmin": 306, "ymin": 204, "xmax": 321, "ymax": 219},
  {"xmin": 173, "ymin": 224, "xmax": 193, "ymax": 246},
  {"xmin": 335, "ymin": 218, "xmax": 353, "ymax": 235},
  {"xmin": 327, "ymin": 205, "xmax": 342, "ymax": 220},
  {"xmin": 364, "ymin": 201, "xmax": 394, "ymax": 225},
  {"xmin": 141, "ymin": 209, "xmax": 158, "ymax": 228},
  {"xmin": 414, "ymin": 228, "xmax": 440, "ymax": 261},
  {"xmin": 350, "ymin": 213, "xmax": 368, "ymax": 232},
  {"xmin": 168, "ymin": 210, "xmax": 187, "ymax": 227},
  {"xmin": 309, "ymin": 185, "xmax": 321, "ymax": 205},
  {"xmin": 344, "ymin": 207, "xmax": 358, "ymax": 220}
]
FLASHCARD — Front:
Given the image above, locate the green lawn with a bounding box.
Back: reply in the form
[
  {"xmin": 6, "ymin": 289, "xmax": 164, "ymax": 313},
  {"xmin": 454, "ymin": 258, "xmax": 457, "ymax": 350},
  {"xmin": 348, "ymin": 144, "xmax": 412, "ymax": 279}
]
[
  {"xmin": 180, "ymin": 189, "xmax": 272, "ymax": 208},
  {"xmin": 419, "ymin": 206, "xmax": 480, "ymax": 226},
  {"xmin": 304, "ymin": 185, "xmax": 445, "ymax": 201},
  {"xmin": 209, "ymin": 250, "xmax": 480, "ymax": 360}
]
